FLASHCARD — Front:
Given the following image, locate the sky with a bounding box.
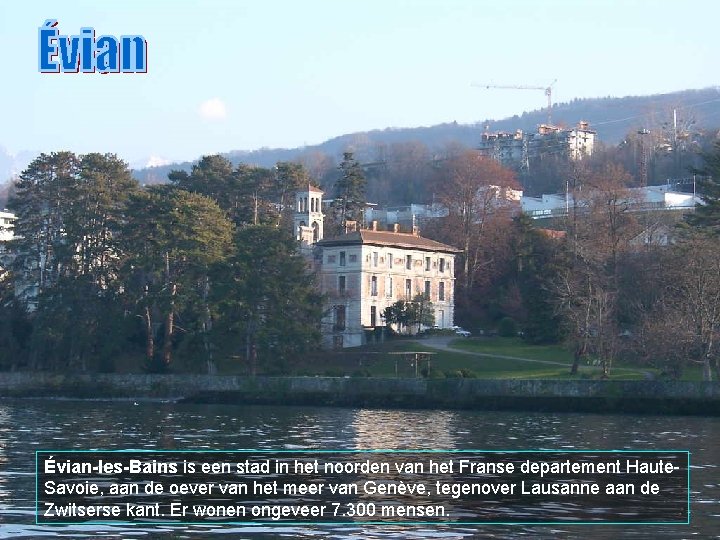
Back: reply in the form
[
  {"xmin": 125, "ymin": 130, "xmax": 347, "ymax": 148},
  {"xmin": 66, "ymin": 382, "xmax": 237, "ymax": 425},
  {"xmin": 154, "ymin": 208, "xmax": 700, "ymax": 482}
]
[{"xmin": 0, "ymin": 0, "xmax": 718, "ymax": 166}]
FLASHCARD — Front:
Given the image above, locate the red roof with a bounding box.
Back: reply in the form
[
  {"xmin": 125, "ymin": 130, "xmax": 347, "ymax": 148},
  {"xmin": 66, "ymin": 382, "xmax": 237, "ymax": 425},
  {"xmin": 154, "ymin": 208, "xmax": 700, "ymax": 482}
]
[{"xmin": 318, "ymin": 230, "xmax": 461, "ymax": 253}]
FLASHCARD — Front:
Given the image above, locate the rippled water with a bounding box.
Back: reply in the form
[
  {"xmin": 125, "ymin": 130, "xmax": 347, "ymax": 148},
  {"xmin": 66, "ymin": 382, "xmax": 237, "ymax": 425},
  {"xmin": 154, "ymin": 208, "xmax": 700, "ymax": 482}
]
[{"xmin": 0, "ymin": 399, "xmax": 718, "ymax": 538}]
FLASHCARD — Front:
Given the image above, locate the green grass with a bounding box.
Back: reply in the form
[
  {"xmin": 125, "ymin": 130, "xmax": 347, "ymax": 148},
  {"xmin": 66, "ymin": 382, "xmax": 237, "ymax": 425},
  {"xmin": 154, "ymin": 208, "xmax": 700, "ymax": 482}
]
[
  {"xmin": 441, "ymin": 337, "xmax": 651, "ymax": 380},
  {"xmin": 115, "ymin": 335, "xmax": 688, "ymax": 381},
  {"xmin": 449, "ymin": 337, "xmax": 574, "ymax": 363},
  {"xmin": 251, "ymin": 337, "xmax": 651, "ymax": 380}
]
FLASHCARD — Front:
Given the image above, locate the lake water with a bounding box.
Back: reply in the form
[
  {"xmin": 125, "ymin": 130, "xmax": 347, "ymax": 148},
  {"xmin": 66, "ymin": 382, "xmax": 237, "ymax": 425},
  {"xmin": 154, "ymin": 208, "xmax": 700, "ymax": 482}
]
[{"xmin": 0, "ymin": 399, "xmax": 718, "ymax": 539}]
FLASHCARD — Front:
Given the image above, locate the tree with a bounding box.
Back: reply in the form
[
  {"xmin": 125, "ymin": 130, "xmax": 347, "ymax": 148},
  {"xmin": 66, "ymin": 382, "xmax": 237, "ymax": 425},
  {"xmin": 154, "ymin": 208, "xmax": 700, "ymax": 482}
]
[
  {"xmin": 685, "ymin": 141, "xmax": 720, "ymax": 232},
  {"xmin": 274, "ymin": 161, "xmax": 310, "ymax": 226},
  {"xmin": 383, "ymin": 294, "xmax": 434, "ymax": 335},
  {"xmin": 214, "ymin": 225, "xmax": 322, "ymax": 374},
  {"xmin": 435, "ymin": 150, "xmax": 519, "ymax": 291},
  {"xmin": 169, "ymin": 155, "xmax": 281, "ymax": 226},
  {"xmin": 513, "ymin": 214, "xmax": 566, "ymax": 344},
  {"xmin": 663, "ymin": 232, "xmax": 720, "ymax": 380},
  {"xmin": 409, "ymin": 293, "xmax": 435, "ymax": 332},
  {"xmin": 63, "ymin": 153, "xmax": 139, "ymax": 283},
  {"xmin": 332, "ymin": 152, "xmax": 366, "ymax": 229},
  {"xmin": 8, "ymin": 151, "xmax": 80, "ymax": 297},
  {"xmin": 121, "ymin": 187, "xmax": 234, "ymax": 369},
  {"xmin": 556, "ymin": 163, "xmax": 636, "ymax": 376},
  {"xmin": 8, "ymin": 153, "xmax": 138, "ymax": 370}
]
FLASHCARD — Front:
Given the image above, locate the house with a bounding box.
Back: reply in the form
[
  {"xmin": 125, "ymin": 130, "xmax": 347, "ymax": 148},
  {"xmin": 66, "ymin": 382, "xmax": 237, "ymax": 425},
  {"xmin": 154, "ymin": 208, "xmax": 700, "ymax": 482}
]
[{"xmin": 293, "ymin": 186, "xmax": 461, "ymax": 348}]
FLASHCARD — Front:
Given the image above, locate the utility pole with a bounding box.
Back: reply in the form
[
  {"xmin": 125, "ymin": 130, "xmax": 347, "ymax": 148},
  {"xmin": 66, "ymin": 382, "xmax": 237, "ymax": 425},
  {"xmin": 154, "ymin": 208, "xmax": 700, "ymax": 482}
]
[{"xmin": 637, "ymin": 128, "xmax": 650, "ymax": 187}]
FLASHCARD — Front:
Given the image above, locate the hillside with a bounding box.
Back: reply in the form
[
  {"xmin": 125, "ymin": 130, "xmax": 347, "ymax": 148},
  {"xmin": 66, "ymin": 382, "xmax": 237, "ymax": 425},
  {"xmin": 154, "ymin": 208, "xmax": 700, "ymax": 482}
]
[{"xmin": 132, "ymin": 87, "xmax": 720, "ymax": 185}]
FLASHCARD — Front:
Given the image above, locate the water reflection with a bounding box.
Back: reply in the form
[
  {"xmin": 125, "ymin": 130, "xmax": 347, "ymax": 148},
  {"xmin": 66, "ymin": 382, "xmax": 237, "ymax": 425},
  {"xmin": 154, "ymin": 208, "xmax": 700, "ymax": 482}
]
[
  {"xmin": 0, "ymin": 399, "xmax": 717, "ymax": 539},
  {"xmin": 352, "ymin": 410, "xmax": 457, "ymax": 449}
]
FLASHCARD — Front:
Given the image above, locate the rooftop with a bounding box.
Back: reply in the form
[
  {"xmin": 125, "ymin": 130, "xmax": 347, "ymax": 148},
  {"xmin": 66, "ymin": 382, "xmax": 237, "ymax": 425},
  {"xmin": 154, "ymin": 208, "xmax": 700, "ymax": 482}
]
[{"xmin": 317, "ymin": 229, "xmax": 461, "ymax": 253}]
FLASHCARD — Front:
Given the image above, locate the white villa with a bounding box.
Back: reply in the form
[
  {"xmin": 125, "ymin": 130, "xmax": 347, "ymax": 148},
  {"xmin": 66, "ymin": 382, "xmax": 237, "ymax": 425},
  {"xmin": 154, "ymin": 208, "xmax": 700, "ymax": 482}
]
[{"xmin": 293, "ymin": 186, "xmax": 460, "ymax": 348}]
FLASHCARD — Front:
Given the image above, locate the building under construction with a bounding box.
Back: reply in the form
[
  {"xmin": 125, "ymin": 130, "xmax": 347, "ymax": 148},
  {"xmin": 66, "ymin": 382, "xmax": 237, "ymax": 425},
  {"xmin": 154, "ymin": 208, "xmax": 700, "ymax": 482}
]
[{"xmin": 478, "ymin": 121, "xmax": 596, "ymax": 170}]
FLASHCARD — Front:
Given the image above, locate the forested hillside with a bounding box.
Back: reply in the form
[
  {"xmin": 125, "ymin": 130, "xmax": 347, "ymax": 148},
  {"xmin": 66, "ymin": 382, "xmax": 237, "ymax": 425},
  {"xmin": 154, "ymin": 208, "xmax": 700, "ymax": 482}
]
[{"xmin": 133, "ymin": 87, "xmax": 720, "ymax": 187}]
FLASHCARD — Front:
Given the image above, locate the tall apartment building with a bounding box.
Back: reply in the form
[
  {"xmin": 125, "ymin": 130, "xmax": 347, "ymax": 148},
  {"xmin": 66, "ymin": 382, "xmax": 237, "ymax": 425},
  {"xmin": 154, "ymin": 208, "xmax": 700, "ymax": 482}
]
[{"xmin": 478, "ymin": 121, "xmax": 596, "ymax": 169}]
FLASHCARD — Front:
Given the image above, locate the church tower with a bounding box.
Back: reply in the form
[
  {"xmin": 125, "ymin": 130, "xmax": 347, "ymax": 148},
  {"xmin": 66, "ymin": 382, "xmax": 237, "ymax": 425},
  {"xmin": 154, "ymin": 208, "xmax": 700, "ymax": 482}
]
[{"xmin": 294, "ymin": 185, "xmax": 324, "ymax": 245}]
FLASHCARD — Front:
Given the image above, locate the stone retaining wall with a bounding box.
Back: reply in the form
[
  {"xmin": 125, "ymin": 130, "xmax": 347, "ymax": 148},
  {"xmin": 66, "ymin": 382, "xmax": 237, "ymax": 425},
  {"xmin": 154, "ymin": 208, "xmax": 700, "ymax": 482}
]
[{"xmin": 0, "ymin": 373, "xmax": 718, "ymax": 415}]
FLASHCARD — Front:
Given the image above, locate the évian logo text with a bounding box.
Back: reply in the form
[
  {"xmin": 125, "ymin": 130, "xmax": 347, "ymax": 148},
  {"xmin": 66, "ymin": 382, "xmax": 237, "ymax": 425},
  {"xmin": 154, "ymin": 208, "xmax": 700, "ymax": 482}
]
[{"xmin": 38, "ymin": 19, "xmax": 147, "ymax": 73}]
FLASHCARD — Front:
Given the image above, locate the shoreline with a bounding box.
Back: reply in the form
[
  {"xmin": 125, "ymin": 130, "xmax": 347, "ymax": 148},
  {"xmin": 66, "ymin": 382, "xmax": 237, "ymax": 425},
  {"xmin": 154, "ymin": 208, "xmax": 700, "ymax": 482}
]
[{"xmin": 1, "ymin": 373, "xmax": 719, "ymax": 416}]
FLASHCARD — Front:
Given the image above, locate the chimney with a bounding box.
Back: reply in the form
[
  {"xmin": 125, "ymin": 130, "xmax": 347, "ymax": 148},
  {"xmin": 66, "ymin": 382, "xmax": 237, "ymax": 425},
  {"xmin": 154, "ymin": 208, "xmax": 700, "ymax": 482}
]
[
  {"xmin": 393, "ymin": 223, "xmax": 400, "ymax": 233},
  {"xmin": 412, "ymin": 225, "xmax": 419, "ymax": 236},
  {"xmin": 344, "ymin": 220, "xmax": 357, "ymax": 234},
  {"xmin": 371, "ymin": 220, "xmax": 378, "ymax": 231}
]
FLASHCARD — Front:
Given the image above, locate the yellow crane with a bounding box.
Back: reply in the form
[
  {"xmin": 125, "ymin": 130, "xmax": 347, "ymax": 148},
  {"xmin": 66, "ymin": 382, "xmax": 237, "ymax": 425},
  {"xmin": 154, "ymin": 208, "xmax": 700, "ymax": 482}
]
[{"xmin": 472, "ymin": 80, "xmax": 557, "ymax": 125}]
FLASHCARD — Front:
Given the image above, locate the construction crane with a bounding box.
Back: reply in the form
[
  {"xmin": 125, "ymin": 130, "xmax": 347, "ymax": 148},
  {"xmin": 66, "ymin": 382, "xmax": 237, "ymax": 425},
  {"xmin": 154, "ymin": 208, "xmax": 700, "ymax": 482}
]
[{"xmin": 472, "ymin": 80, "xmax": 557, "ymax": 125}]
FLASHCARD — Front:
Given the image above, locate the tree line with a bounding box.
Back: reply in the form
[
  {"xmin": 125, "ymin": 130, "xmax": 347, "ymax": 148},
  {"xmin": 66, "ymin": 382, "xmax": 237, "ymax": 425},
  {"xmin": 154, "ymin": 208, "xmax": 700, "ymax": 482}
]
[
  {"xmin": 423, "ymin": 145, "xmax": 720, "ymax": 381},
  {"xmin": 0, "ymin": 152, "xmax": 328, "ymax": 373},
  {"xmin": 1, "ymin": 138, "xmax": 719, "ymax": 380}
]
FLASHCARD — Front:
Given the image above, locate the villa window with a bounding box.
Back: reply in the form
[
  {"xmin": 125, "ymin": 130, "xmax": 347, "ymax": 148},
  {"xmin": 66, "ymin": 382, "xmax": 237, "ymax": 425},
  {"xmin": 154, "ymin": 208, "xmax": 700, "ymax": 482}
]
[
  {"xmin": 386, "ymin": 276, "xmax": 393, "ymax": 297},
  {"xmin": 406, "ymin": 255, "xmax": 412, "ymax": 269},
  {"xmin": 425, "ymin": 257, "xmax": 431, "ymax": 271},
  {"xmin": 388, "ymin": 252, "xmax": 393, "ymax": 268},
  {"xmin": 439, "ymin": 258, "xmax": 445, "ymax": 273},
  {"xmin": 334, "ymin": 305, "xmax": 346, "ymax": 331},
  {"xmin": 424, "ymin": 280, "xmax": 431, "ymax": 298},
  {"xmin": 405, "ymin": 279, "xmax": 412, "ymax": 298},
  {"xmin": 439, "ymin": 282, "xmax": 445, "ymax": 301},
  {"xmin": 373, "ymin": 251, "xmax": 379, "ymax": 267},
  {"xmin": 370, "ymin": 306, "xmax": 377, "ymax": 327},
  {"xmin": 338, "ymin": 275, "xmax": 346, "ymax": 294},
  {"xmin": 339, "ymin": 251, "xmax": 346, "ymax": 267},
  {"xmin": 371, "ymin": 276, "xmax": 378, "ymax": 296}
]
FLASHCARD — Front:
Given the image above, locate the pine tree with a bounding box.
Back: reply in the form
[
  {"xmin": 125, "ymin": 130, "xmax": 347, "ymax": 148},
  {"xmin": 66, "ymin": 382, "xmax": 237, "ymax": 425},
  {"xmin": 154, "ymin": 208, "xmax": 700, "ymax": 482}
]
[
  {"xmin": 214, "ymin": 225, "xmax": 322, "ymax": 373},
  {"xmin": 9, "ymin": 151, "xmax": 80, "ymax": 295},
  {"xmin": 685, "ymin": 141, "xmax": 720, "ymax": 232},
  {"xmin": 121, "ymin": 186, "xmax": 234, "ymax": 369},
  {"xmin": 332, "ymin": 152, "xmax": 366, "ymax": 227}
]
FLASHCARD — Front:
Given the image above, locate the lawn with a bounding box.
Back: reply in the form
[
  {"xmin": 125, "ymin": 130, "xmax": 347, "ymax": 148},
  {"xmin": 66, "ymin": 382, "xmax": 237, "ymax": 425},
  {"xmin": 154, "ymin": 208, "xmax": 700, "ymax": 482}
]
[
  {"xmin": 444, "ymin": 337, "xmax": 655, "ymax": 380},
  {"xmin": 225, "ymin": 337, "xmax": 653, "ymax": 380},
  {"xmin": 449, "ymin": 337, "xmax": 574, "ymax": 363}
]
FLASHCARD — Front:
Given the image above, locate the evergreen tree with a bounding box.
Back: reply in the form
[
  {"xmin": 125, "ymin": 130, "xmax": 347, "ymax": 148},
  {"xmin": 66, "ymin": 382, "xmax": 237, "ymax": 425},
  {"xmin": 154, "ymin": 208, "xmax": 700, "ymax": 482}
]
[
  {"xmin": 8, "ymin": 151, "xmax": 80, "ymax": 295},
  {"xmin": 8, "ymin": 153, "xmax": 138, "ymax": 370},
  {"xmin": 214, "ymin": 225, "xmax": 322, "ymax": 374},
  {"xmin": 121, "ymin": 186, "xmax": 234, "ymax": 369},
  {"xmin": 275, "ymin": 161, "xmax": 311, "ymax": 226},
  {"xmin": 170, "ymin": 156, "xmax": 281, "ymax": 227},
  {"xmin": 332, "ymin": 152, "xmax": 366, "ymax": 228},
  {"xmin": 685, "ymin": 141, "xmax": 720, "ymax": 232}
]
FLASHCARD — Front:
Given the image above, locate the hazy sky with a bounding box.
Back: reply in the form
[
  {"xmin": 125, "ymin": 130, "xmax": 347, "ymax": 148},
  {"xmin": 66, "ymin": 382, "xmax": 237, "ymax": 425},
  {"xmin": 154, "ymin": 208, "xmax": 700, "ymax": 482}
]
[{"xmin": 1, "ymin": 0, "xmax": 718, "ymax": 165}]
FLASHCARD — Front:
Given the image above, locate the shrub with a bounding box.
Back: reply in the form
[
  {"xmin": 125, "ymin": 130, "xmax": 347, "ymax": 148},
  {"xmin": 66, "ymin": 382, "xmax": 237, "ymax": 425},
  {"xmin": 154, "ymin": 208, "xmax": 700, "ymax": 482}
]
[{"xmin": 498, "ymin": 317, "xmax": 518, "ymax": 337}]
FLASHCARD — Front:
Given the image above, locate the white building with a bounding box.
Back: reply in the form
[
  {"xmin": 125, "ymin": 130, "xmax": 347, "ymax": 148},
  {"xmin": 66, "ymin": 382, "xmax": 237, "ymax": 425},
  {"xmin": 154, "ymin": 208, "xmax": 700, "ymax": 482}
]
[
  {"xmin": 0, "ymin": 211, "xmax": 15, "ymax": 243},
  {"xmin": 294, "ymin": 188, "xmax": 460, "ymax": 349},
  {"xmin": 364, "ymin": 203, "xmax": 448, "ymax": 230},
  {"xmin": 521, "ymin": 184, "xmax": 703, "ymax": 219},
  {"xmin": 478, "ymin": 121, "xmax": 596, "ymax": 169}
]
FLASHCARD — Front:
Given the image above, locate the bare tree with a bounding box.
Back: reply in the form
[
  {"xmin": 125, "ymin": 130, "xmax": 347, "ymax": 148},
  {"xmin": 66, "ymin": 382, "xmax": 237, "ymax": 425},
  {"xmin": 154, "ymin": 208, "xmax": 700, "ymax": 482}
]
[
  {"xmin": 556, "ymin": 163, "xmax": 637, "ymax": 376},
  {"xmin": 435, "ymin": 150, "xmax": 520, "ymax": 291}
]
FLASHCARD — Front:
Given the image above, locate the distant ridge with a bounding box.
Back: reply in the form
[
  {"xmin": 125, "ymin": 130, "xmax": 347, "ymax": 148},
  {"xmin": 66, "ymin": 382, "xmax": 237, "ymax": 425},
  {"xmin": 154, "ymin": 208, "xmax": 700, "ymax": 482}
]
[{"xmin": 127, "ymin": 87, "xmax": 720, "ymax": 184}]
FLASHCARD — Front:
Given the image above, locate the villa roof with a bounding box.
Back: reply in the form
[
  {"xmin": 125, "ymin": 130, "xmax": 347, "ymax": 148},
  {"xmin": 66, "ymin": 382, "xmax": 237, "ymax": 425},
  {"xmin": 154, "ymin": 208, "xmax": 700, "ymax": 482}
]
[{"xmin": 317, "ymin": 229, "xmax": 461, "ymax": 253}]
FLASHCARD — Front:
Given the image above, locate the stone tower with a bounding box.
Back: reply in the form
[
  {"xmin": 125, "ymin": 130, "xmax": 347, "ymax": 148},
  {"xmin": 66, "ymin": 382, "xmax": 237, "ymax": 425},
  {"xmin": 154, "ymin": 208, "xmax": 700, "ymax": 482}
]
[{"xmin": 294, "ymin": 185, "xmax": 324, "ymax": 245}]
